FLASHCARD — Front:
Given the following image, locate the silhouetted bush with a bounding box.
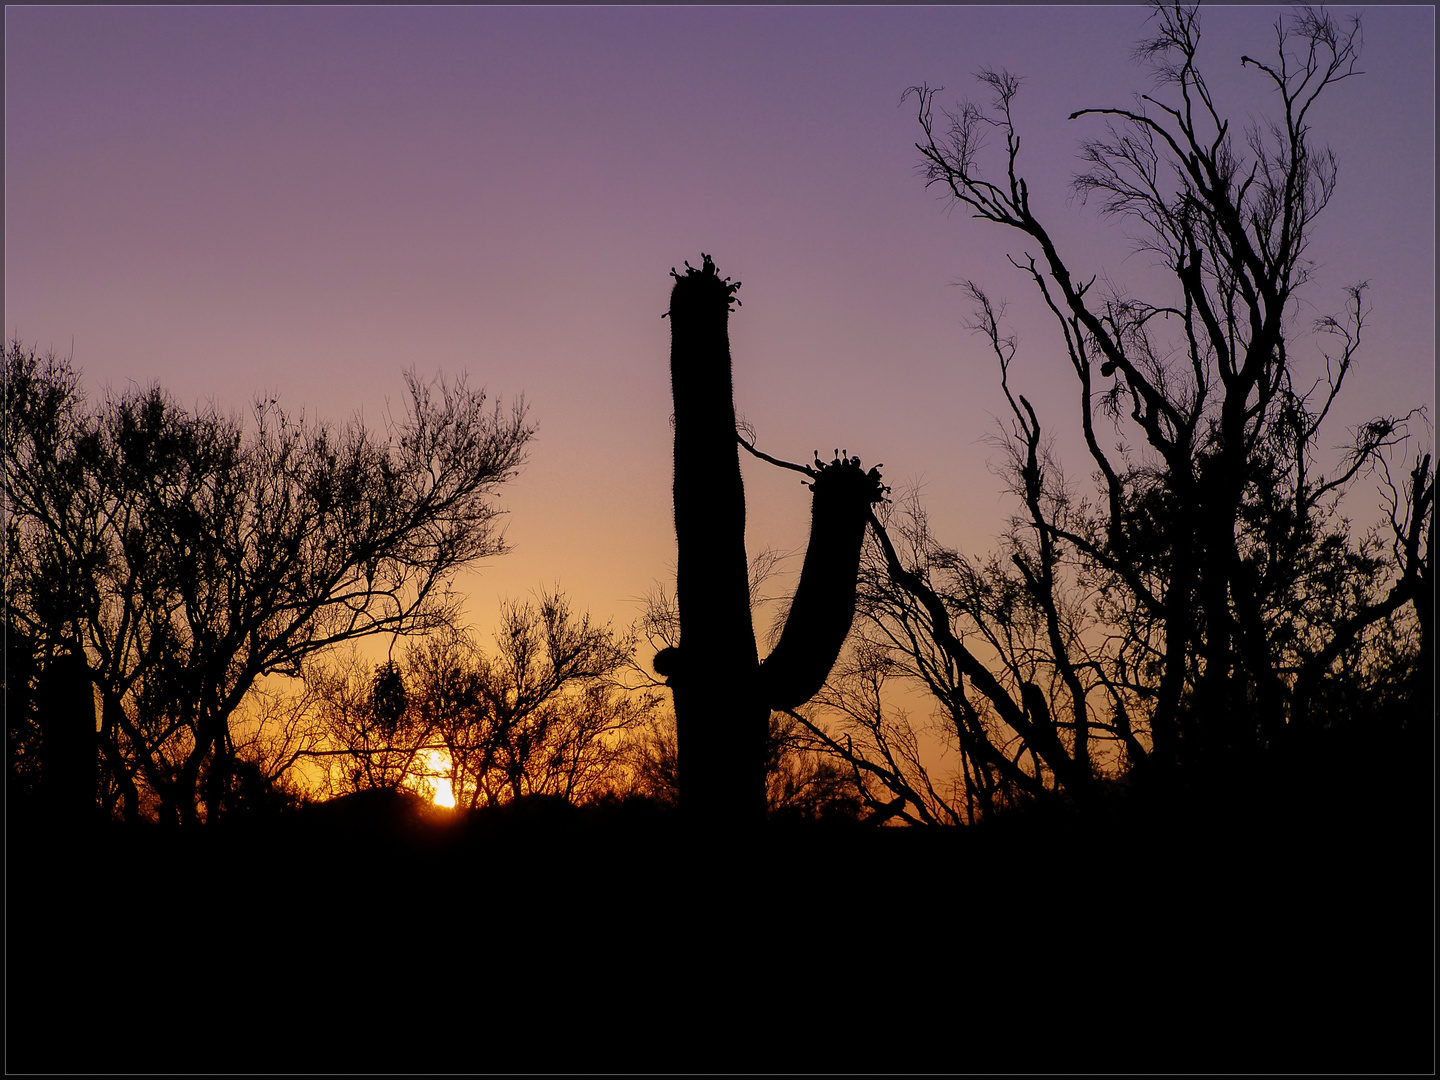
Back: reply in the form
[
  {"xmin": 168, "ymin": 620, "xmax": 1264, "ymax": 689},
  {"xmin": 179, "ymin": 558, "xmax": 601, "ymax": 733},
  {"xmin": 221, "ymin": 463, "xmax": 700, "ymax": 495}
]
[{"xmin": 4, "ymin": 341, "xmax": 532, "ymax": 825}]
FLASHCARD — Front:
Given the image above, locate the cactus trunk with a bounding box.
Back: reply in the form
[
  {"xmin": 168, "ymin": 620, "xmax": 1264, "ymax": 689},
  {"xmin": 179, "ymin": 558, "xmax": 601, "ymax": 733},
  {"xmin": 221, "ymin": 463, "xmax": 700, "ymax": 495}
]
[{"xmin": 665, "ymin": 256, "xmax": 767, "ymax": 825}]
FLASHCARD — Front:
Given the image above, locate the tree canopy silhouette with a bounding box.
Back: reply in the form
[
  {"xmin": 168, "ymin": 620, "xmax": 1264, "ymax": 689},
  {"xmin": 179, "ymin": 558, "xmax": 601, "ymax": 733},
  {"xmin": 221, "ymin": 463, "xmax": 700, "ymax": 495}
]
[
  {"xmin": 4, "ymin": 341, "xmax": 533, "ymax": 825},
  {"xmin": 815, "ymin": 2, "xmax": 1432, "ymax": 821},
  {"xmin": 308, "ymin": 590, "xmax": 660, "ymax": 808}
]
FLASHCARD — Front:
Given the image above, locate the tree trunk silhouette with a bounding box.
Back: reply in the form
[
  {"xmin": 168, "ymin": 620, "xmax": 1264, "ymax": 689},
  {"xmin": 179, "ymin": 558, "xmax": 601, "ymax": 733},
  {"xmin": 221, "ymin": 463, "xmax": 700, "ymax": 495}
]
[{"xmin": 37, "ymin": 651, "xmax": 96, "ymax": 831}]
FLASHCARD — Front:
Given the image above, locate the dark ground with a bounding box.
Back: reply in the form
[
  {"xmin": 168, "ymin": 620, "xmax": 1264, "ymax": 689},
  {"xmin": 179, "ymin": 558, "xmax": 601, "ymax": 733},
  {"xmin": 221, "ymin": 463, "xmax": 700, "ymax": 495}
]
[{"xmin": 8, "ymin": 786, "xmax": 1434, "ymax": 1074}]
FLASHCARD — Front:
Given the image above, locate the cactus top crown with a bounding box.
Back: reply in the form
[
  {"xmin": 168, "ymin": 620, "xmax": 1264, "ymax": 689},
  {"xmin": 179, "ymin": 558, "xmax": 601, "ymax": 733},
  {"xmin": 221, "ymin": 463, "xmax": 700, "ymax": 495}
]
[
  {"xmin": 668, "ymin": 253, "xmax": 742, "ymax": 313},
  {"xmin": 809, "ymin": 451, "xmax": 889, "ymax": 504}
]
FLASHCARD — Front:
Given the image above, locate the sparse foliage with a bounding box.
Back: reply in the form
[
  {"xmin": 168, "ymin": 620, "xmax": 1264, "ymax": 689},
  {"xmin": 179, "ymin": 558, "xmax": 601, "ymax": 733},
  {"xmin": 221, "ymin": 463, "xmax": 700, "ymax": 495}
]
[
  {"xmin": 307, "ymin": 593, "xmax": 661, "ymax": 808},
  {"xmin": 3, "ymin": 341, "xmax": 533, "ymax": 824},
  {"xmin": 857, "ymin": 2, "xmax": 1433, "ymax": 815}
]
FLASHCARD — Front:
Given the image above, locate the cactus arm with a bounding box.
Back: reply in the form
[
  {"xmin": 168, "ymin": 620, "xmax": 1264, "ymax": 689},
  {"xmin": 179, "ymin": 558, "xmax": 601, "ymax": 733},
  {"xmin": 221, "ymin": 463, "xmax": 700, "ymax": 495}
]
[{"xmin": 759, "ymin": 454, "xmax": 886, "ymax": 710}]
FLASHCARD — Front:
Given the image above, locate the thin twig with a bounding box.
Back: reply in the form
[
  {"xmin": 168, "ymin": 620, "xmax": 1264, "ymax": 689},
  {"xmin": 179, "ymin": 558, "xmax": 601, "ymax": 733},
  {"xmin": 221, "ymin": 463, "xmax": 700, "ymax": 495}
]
[{"xmin": 736, "ymin": 431, "xmax": 817, "ymax": 477}]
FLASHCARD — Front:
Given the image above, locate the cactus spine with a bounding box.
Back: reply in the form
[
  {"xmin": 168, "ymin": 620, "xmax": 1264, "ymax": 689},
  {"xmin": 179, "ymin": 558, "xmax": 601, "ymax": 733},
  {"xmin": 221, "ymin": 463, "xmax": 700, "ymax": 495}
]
[{"xmin": 662, "ymin": 255, "xmax": 884, "ymax": 825}]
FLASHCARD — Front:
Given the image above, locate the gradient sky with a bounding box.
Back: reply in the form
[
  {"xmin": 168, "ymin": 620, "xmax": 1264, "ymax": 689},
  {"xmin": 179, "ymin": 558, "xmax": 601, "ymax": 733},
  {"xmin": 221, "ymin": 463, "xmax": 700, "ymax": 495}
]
[{"xmin": 7, "ymin": 4, "xmax": 1435, "ymax": 648}]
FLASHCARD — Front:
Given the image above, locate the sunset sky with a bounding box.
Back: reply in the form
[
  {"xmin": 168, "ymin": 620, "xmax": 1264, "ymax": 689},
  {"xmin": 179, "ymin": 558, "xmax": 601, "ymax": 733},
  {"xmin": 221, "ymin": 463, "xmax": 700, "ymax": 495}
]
[{"xmin": 7, "ymin": 3, "xmax": 1434, "ymax": 648}]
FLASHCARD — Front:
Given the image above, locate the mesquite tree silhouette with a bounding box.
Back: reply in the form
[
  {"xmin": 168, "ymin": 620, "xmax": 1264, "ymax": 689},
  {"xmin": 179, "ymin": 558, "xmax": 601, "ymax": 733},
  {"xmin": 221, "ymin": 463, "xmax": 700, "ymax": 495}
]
[{"xmin": 657, "ymin": 255, "xmax": 885, "ymax": 826}]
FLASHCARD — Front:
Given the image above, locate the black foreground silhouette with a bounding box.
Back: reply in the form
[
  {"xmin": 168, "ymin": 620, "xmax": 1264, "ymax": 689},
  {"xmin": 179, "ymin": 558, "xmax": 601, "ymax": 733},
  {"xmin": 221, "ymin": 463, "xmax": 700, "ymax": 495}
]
[{"xmin": 8, "ymin": 778, "xmax": 1431, "ymax": 1074}]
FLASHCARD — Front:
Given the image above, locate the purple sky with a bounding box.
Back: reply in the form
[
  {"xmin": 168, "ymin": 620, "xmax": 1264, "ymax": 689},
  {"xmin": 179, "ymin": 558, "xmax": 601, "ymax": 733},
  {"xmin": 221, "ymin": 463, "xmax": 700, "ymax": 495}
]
[{"xmin": 7, "ymin": 4, "xmax": 1434, "ymax": 644}]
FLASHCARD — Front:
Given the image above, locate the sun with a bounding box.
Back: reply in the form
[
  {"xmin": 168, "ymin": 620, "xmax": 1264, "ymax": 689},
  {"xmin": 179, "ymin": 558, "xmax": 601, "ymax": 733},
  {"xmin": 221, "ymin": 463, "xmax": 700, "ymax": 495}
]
[{"xmin": 422, "ymin": 749, "xmax": 456, "ymax": 808}]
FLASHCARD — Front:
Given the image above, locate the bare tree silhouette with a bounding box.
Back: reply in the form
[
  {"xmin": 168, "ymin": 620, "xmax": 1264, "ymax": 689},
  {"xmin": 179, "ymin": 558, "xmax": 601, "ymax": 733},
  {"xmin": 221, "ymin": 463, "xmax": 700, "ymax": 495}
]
[
  {"xmin": 303, "ymin": 592, "xmax": 660, "ymax": 809},
  {"xmin": 849, "ymin": 2, "xmax": 1434, "ymax": 816},
  {"xmin": 4, "ymin": 341, "xmax": 533, "ymax": 825}
]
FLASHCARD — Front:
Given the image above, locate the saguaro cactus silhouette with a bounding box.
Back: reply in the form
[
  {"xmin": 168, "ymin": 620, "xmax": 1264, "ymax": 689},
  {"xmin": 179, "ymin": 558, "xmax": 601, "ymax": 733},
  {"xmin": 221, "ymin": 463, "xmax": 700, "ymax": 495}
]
[{"xmin": 659, "ymin": 254, "xmax": 884, "ymax": 825}]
